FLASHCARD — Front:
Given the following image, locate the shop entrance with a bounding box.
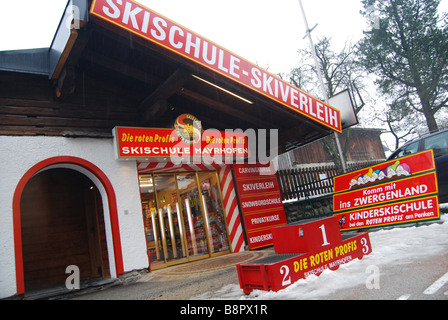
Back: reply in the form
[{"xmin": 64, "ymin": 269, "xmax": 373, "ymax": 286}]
[
  {"xmin": 139, "ymin": 171, "xmax": 230, "ymax": 269},
  {"xmin": 20, "ymin": 168, "xmax": 110, "ymax": 292}
]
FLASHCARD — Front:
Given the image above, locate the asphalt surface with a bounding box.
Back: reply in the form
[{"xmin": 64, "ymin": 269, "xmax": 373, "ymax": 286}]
[
  {"xmin": 66, "ymin": 249, "xmax": 274, "ymax": 300},
  {"xmin": 55, "ymin": 219, "xmax": 447, "ymax": 301},
  {"xmin": 323, "ymin": 252, "xmax": 448, "ymax": 300}
]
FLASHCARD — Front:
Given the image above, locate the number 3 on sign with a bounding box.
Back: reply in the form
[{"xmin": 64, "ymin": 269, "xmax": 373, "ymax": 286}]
[{"xmin": 361, "ymin": 237, "xmax": 370, "ymax": 254}]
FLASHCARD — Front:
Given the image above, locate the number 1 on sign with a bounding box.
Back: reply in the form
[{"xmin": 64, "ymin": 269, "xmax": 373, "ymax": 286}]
[{"xmin": 319, "ymin": 224, "xmax": 330, "ymax": 246}]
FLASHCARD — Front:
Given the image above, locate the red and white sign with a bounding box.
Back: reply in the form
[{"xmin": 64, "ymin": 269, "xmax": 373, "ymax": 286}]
[
  {"xmin": 233, "ymin": 163, "xmax": 287, "ymax": 249},
  {"xmin": 333, "ymin": 150, "xmax": 440, "ymax": 230},
  {"xmin": 333, "ymin": 150, "xmax": 436, "ymax": 193},
  {"xmin": 90, "ymin": 0, "xmax": 342, "ymax": 133},
  {"xmin": 333, "ymin": 171, "xmax": 438, "ymax": 212},
  {"xmin": 272, "ymin": 215, "xmax": 342, "ymax": 254},
  {"xmin": 113, "ymin": 126, "xmax": 249, "ymax": 160},
  {"xmin": 336, "ymin": 195, "xmax": 440, "ymax": 230},
  {"xmin": 237, "ymin": 216, "xmax": 372, "ymax": 294}
]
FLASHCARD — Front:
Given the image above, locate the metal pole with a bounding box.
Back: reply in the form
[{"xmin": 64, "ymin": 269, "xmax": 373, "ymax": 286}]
[
  {"xmin": 298, "ymin": 0, "xmax": 327, "ymax": 101},
  {"xmin": 298, "ymin": 0, "xmax": 347, "ymax": 172}
]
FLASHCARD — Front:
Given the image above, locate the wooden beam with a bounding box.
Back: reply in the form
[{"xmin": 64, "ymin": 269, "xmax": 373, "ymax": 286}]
[
  {"xmin": 55, "ymin": 27, "xmax": 92, "ymax": 101},
  {"xmin": 82, "ymin": 49, "xmax": 161, "ymax": 86},
  {"xmin": 51, "ymin": 28, "xmax": 79, "ymax": 80},
  {"xmin": 0, "ymin": 125, "xmax": 112, "ymax": 138},
  {"xmin": 279, "ymin": 124, "xmax": 330, "ymax": 152},
  {"xmin": 179, "ymin": 89, "xmax": 273, "ymax": 129},
  {"xmin": 0, "ymin": 114, "xmax": 138, "ymax": 129},
  {"xmin": 139, "ymin": 67, "xmax": 191, "ymax": 123},
  {"xmin": 0, "ymin": 105, "xmax": 138, "ymax": 122},
  {"xmin": 279, "ymin": 125, "xmax": 307, "ymax": 143},
  {"xmin": 55, "ymin": 65, "xmax": 76, "ymax": 100}
]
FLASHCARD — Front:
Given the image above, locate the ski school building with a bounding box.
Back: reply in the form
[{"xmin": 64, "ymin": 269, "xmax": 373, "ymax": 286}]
[{"xmin": 0, "ymin": 0, "xmax": 342, "ymax": 298}]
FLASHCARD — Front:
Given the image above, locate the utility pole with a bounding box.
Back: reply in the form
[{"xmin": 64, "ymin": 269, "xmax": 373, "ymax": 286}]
[{"xmin": 298, "ymin": 0, "xmax": 347, "ymax": 172}]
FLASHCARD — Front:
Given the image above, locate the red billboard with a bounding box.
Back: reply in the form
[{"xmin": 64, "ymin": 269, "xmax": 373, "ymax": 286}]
[
  {"xmin": 113, "ymin": 126, "xmax": 249, "ymax": 160},
  {"xmin": 237, "ymin": 217, "xmax": 372, "ymax": 294},
  {"xmin": 90, "ymin": 0, "xmax": 342, "ymax": 133},
  {"xmin": 333, "ymin": 171, "xmax": 438, "ymax": 212},
  {"xmin": 233, "ymin": 163, "xmax": 287, "ymax": 249},
  {"xmin": 333, "ymin": 150, "xmax": 436, "ymax": 193},
  {"xmin": 333, "ymin": 150, "xmax": 440, "ymax": 230},
  {"xmin": 336, "ymin": 195, "xmax": 439, "ymax": 230}
]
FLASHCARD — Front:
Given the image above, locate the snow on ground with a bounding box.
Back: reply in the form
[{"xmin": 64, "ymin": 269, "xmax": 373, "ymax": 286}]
[{"xmin": 194, "ymin": 213, "xmax": 448, "ymax": 300}]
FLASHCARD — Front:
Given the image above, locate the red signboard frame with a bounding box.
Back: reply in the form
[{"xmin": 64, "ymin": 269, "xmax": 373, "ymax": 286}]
[
  {"xmin": 113, "ymin": 126, "xmax": 249, "ymax": 160},
  {"xmin": 333, "ymin": 171, "xmax": 438, "ymax": 212},
  {"xmin": 233, "ymin": 163, "xmax": 287, "ymax": 249},
  {"xmin": 333, "ymin": 150, "xmax": 436, "ymax": 193},
  {"xmin": 333, "ymin": 150, "xmax": 440, "ymax": 230},
  {"xmin": 335, "ymin": 195, "xmax": 440, "ymax": 231},
  {"xmin": 90, "ymin": 0, "xmax": 342, "ymax": 133},
  {"xmin": 237, "ymin": 217, "xmax": 372, "ymax": 294}
]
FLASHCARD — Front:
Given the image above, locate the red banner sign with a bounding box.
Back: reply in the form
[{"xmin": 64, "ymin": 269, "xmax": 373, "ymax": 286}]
[
  {"xmin": 333, "ymin": 172, "xmax": 438, "ymax": 212},
  {"xmin": 233, "ymin": 163, "xmax": 287, "ymax": 249},
  {"xmin": 333, "ymin": 150, "xmax": 440, "ymax": 230},
  {"xmin": 113, "ymin": 126, "xmax": 249, "ymax": 160},
  {"xmin": 263, "ymin": 232, "xmax": 371, "ymax": 292},
  {"xmin": 334, "ymin": 150, "xmax": 436, "ymax": 193},
  {"xmin": 90, "ymin": 0, "xmax": 342, "ymax": 133},
  {"xmin": 335, "ymin": 195, "xmax": 440, "ymax": 230},
  {"xmin": 237, "ymin": 217, "xmax": 372, "ymax": 294}
]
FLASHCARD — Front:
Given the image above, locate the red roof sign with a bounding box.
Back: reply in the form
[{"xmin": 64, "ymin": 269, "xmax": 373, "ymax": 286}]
[{"xmin": 90, "ymin": 0, "xmax": 342, "ymax": 132}]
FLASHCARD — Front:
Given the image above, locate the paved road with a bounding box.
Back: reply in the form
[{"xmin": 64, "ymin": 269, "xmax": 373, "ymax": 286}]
[
  {"xmin": 324, "ymin": 252, "xmax": 448, "ymax": 300},
  {"xmin": 65, "ymin": 220, "xmax": 448, "ymax": 301},
  {"xmin": 67, "ymin": 250, "xmax": 447, "ymax": 301},
  {"xmin": 67, "ymin": 250, "xmax": 270, "ymax": 300},
  {"xmin": 69, "ymin": 268, "xmax": 240, "ymax": 300}
]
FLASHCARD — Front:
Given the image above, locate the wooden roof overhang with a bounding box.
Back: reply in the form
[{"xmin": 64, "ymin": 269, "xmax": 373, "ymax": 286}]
[{"xmin": 0, "ymin": 0, "xmax": 340, "ymax": 154}]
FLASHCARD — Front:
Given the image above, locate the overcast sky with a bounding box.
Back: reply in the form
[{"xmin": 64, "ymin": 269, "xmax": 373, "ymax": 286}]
[
  {"xmin": 141, "ymin": 0, "xmax": 368, "ymax": 74},
  {"xmin": 1, "ymin": 0, "xmax": 446, "ymax": 75}
]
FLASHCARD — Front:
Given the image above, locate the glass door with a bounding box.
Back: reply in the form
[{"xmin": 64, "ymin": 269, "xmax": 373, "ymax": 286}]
[
  {"xmin": 139, "ymin": 174, "xmax": 165, "ymax": 268},
  {"xmin": 140, "ymin": 174, "xmax": 188, "ymax": 268},
  {"xmin": 177, "ymin": 173, "xmax": 209, "ymax": 259},
  {"xmin": 140, "ymin": 170, "xmax": 231, "ymax": 269},
  {"xmin": 154, "ymin": 174, "xmax": 187, "ymax": 265},
  {"xmin": 198, "ymin": 172, "xmax": 231, "ymax": 254}
]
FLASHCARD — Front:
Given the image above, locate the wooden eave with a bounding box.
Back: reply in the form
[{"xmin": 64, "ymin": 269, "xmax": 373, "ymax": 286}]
[{"xmin": 0, "ymin": 3, "xmax": 334, "ymax": 154}]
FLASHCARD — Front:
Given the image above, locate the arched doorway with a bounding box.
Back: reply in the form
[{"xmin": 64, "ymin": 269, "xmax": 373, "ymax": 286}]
[
  {"xmin": 13, "ymin": 156, "xmax": 124, "ymax": 295},
  {"xmin": 20, "ymin": 168, "xmax": 110, "ymax": 292}
]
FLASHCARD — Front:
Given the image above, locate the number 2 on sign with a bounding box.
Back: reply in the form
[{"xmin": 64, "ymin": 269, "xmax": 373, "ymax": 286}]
[
  {"xmin": 319, "ymin": 224, "xmax": 330, "ymax": 246},
  {"xmin": 280, "ymin": 265, "xmax": 291, "ymax": 286}
]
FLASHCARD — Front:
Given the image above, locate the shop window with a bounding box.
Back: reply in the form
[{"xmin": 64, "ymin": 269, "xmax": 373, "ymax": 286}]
[
  {"xmin": 198, "ymin": 172, "xmax": 230, "ymax": 254},
  {"xmin": 139, "ymin": 171, "xmax": 230, "ymax": 269}
]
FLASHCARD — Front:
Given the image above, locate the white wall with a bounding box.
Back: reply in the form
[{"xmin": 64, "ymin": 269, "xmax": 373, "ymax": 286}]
[{"xmin": 0, "ymin": 135, "xmax": 149, "ymax": 298}]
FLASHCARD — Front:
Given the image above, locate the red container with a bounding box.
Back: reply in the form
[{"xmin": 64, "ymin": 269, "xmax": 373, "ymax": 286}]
[
  {"xmin": 237, "ymin": 216, "xmax": 372, "ymax": 294},
  {"xmin": 271, "ymin": 216, "xmax": 342, "ymax": 254}
]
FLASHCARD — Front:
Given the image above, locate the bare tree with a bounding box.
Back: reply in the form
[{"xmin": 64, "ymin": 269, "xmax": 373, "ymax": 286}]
[
  {"xmin": 290, "ymin": 37, "xmax": 367, "ymax": 114},
  {"xmin": 287, "ymin": 37, "xmax": 369, "ymax": 169}
]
